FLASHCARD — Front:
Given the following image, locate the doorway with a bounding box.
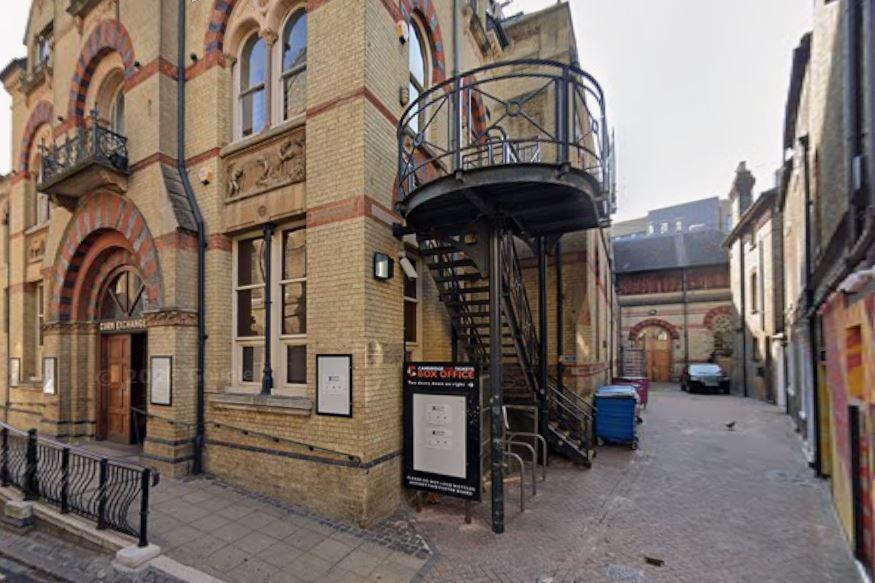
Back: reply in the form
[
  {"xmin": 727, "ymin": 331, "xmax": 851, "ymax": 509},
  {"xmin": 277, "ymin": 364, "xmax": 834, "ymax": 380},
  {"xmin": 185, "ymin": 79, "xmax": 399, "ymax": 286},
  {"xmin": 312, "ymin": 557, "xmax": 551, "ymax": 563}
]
[
  {"xmin": 99, "ymin": 332, "xmax": 147, "ymax": 444},
  {"xmin": 636, "ymin": 326, "xmax": 673, "ymax": 381}
]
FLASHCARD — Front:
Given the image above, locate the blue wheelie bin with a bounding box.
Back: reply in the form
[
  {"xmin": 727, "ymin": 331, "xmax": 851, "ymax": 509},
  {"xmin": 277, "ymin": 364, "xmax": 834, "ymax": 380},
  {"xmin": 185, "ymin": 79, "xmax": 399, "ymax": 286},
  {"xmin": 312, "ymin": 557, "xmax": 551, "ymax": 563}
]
[{"xmin": 595, "ymin": 385, "xmax": 639, "ymax": 449}]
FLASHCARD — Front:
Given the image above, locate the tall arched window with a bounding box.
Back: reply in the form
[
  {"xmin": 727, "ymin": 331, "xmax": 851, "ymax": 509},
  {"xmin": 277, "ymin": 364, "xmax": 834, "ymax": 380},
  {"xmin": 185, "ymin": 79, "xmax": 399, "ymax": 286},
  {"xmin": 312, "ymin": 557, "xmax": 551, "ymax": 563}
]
[
  {"xmin": 239, "ymin": 33, "xmax": 267, "ymax": 138},
  {"xmin": 408, "ymin": 19, "xmax": 429, "ymax": 134},
  {"xmin": 280, "ymin": 11, "xmax": 307, "ymax": 120},
  {"xmin": 109, "ymin": 88, "xmax": 125, "ymax": 135}
]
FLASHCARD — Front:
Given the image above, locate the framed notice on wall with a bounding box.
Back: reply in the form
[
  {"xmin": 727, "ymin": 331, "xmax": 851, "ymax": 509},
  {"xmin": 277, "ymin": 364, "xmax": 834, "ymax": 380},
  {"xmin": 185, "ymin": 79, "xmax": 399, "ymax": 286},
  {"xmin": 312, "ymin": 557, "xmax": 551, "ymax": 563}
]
[
  {"xmin": 150, "ymin": 356, "xmax": 172, "ymax": 406},
  {"xmin": 9, "ymin": 358, "xmax": 20, "ymax": 387},
  {"xmin": 316, "ymin": 355, "xmax": 352, "ymax": 417},
  {"xmin": 42, "ymin": 357, "xmax": 56, "ymax": 395},
  {"xmin": 403, "ymin": 362, "xmax": 481, "ymax": 501}
]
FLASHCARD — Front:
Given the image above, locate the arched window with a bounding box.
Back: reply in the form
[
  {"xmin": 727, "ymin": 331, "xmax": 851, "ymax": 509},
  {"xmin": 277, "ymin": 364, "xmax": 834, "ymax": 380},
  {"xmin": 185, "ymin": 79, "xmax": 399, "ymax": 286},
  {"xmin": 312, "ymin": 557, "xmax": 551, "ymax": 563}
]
[
  {"xmin": 27, "ymin": 125, "xmax": 52, "ymax": 227},
  {"xmin": 100, "ymin": 270, "xmax": 145, "ymax": 321},
  {"xmin": 280, "ymin": 11, "xmax": 307, "ymax": 120},
  {"xmin": 239, "ymin": 33, "xmax": 267, "ymax": 138},
  {"xmin": 407, "ymin": 19, "xmax": 429, "ymax": 133},
  {"xmin": 109, "ymin": 88, "xmax": 125, "ymax": 135}
]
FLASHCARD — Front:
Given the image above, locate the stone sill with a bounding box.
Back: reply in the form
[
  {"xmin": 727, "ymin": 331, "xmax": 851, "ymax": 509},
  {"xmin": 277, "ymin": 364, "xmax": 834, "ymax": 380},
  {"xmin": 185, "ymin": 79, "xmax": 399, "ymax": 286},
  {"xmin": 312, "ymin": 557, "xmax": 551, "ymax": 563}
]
[
  {"xmin": 210, "ymin": 392, "xmax": 312, "ymax": 416},
  {"xmin": 220, "ymin": 114, "xmax": 306, "ymax": 160}
]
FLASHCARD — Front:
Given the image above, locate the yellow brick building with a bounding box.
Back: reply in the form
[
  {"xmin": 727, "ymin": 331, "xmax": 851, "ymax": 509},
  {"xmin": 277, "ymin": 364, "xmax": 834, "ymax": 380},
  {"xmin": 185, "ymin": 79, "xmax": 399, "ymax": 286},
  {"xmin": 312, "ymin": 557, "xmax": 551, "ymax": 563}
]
[{"xmin": 0, "ymin": 0, "xmax": 617, "ymax": 527}]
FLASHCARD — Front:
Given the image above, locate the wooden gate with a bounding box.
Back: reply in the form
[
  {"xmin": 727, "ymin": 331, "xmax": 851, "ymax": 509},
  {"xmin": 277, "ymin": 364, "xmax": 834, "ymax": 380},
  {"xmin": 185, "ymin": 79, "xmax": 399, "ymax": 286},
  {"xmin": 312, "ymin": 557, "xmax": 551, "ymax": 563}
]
[{"xmin": 636, "ymin": 327, "xmax": 673, "ymax": 382}]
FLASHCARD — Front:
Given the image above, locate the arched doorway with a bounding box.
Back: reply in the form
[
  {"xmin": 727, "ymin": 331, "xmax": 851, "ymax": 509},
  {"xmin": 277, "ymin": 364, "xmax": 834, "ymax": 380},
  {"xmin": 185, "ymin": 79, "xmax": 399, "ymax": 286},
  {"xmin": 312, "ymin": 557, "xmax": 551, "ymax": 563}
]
[
  {"xmin": 635, "ymin": 325, "xmax": 674, "ymax": 382},
  {"xmin": 97, "ymin": 268, "xmax": 148, "ymax": 444}
]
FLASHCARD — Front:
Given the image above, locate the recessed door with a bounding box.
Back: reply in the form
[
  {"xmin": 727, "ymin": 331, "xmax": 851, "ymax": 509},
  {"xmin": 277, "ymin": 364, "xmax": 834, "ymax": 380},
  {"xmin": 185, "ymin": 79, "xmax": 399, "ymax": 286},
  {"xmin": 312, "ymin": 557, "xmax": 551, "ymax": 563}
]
[
  {"xmin": 103, "ymin": 335, "xmax": 131, "ymax": 443},
  {"xmin": 636, "ymin": 326, "xmax": 673, "ymax": 382}
]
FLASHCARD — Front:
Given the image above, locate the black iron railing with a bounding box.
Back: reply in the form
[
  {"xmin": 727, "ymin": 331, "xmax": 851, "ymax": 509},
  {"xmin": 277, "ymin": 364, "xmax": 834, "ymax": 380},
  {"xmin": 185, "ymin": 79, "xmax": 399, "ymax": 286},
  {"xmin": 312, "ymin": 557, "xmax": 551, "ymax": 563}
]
[
  {"xmin": 40, "ymin": 109, "xmax": 129, "ymax": 186},
  {"xmin": 398, "ymin": 59, "xmax": 616, "ymax": 211},
  {"xmin": 0, "ymin": 424, "xmax": 158, "ymax": 546}
]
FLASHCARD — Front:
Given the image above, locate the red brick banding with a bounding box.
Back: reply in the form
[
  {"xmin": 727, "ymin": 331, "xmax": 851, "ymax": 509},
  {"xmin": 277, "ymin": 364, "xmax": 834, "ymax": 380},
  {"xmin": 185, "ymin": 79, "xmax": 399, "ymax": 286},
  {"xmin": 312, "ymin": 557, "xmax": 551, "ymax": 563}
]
[
  {"xmin": 18, "ymin": 101, "xmax": 54, "ymax": 175},
  {"xmin": 67, "ymin": 20, "xmax": 137, "ymax": 126},
  {"xmin": 51, "ymin": 193, "xmax": 163, "ymax": 321},
  {"xmin": 703, "ymin": 305, "xmax": 733, "ymax": 331},
  {"xmin": 627, "ymin": 318, "xmax": 681, "ymax": 342}
]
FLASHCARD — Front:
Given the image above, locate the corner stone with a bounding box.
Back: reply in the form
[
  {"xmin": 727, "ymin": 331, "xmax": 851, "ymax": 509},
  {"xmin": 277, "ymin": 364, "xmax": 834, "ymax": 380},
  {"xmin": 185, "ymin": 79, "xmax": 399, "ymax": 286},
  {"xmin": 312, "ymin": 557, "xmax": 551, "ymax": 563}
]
[
  {"xmin": 3, "ymin": 500, "xmax": 34, "ymax": 528},
  {"xmin": 113, "ymin": 543, "xmax": 162, "ymax": 572}
]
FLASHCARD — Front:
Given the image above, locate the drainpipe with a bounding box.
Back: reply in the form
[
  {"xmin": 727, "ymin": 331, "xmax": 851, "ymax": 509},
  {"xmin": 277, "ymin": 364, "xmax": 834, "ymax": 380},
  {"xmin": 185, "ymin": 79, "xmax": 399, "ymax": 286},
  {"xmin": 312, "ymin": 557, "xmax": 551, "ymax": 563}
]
[
  {"xmin": 555, "ymin": 239, "xmax": 564, "ymax": 389},
  {"xmin": 178, "ymin": 0, "xmax": 207, "ymax": 474},
  {"xmin": 3, "ymin": 206, "xmax": 9, "ymax": 422},
  {"xmin": 682, "ymin": 267, "xmax": 689, "ymax": 373},
  {"xmin": 739, "ymin": 244, "xmax": 748, "ymax": 398}
]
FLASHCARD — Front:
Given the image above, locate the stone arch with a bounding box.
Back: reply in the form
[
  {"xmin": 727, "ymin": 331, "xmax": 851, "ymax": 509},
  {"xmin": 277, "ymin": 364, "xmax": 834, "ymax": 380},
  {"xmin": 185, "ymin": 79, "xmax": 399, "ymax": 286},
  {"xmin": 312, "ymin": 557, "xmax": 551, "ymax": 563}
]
[
  {"xmin": 67, "ymin": 20, "xmax": 137, "ymax": 125},
  {"xmin": 628, "ymin": 318, "xmax": 680, "ymax": 342},
  {"xmin": 703, "ymin": 305, "xmax": 732, "ymax": 331},
  {"xmin": 19, "ymin": 101, "xmax": 54, "ymax": 175},
  {"xmin": 204, "ymin": 0, "xmax": 243, "ymax": 59},
  {"xmin": 51, "ymin": 193, "xmax": 162, "ymax": 321},
  {"xmin": 400, "ymin": 0, "xmax": 447, "ymax": 86}
]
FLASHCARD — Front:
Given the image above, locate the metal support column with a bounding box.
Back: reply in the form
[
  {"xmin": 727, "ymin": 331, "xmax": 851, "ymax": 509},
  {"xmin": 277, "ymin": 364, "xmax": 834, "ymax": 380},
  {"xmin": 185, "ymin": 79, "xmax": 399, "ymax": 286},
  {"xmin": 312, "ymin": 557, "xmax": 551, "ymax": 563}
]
[
  {"xmin": 489, "ymin": 223, "xmax": 505, "ymax": 534},
  {"xmin": 537, "ymin": 237, "xmax": 549, "ymax": 438},
  {"xmin": 555, "ymin": 240, "xmax": 564, "ymax": 389},
  {"xmin": 261, "ymin": 223, "xmax": 276, "ymax": 394}
]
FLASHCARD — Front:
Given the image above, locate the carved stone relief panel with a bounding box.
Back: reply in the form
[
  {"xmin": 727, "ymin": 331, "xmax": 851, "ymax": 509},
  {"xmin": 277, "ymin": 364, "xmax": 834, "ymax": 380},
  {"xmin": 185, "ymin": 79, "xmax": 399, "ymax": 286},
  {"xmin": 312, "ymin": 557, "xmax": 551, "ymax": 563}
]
[{"xmin": 224, "ymin": 129, "xmax": 306, "ymax": 203}]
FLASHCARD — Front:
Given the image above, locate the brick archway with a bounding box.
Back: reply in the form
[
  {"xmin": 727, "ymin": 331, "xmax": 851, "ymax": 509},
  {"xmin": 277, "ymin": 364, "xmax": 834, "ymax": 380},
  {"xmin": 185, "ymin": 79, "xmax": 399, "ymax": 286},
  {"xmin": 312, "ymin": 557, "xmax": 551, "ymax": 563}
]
[
  {"xmin": 628, "ymin": 318, "xmax": 680, "ymax": 342},
  {"xmin": 400, "ymin": 0, "xmax": 447, "ymax": 86},
  {"xmin": 67, "ymin": 20, "xmax": 137, "ymax": 125},
  {"xmin": 703, "ymin": 305, "xmax": 732, "ymax": 331},
  {"xmin": 51, "ymin": 193, "xmax": 162, "ymax": 321},
  {"xmin": 19, "ymin": 101, "xmax": 53, "ymax": 175}
]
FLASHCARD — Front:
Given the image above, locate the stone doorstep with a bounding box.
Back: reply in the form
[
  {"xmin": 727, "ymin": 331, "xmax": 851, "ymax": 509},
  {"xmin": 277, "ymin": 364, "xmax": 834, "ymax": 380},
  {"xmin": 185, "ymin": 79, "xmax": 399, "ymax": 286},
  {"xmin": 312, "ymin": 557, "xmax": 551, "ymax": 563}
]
[{"xmin": 0, "ymin": 486, "xmax": 218, "ymax": 583}]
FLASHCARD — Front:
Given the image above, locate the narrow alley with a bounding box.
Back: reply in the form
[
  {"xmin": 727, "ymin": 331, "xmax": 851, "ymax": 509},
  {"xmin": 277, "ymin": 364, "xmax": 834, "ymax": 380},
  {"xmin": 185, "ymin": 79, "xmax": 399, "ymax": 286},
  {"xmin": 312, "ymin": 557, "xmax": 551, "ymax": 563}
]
[{"xmin": 416, "ymin": 384, "xmax": 858, "ymax": 583}]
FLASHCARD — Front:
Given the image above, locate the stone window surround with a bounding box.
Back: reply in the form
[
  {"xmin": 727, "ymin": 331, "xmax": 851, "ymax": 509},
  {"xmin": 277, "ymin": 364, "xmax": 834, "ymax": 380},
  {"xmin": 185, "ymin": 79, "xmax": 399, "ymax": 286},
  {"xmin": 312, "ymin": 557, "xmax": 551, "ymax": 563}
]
[
  {"xmin": 229, "ymin": 220, "xmax": 307, "ymax": 398},
  {"xmin": 403, "ymin": 253, "xmax": 423, "ymax": 360},
  {"xmin": 231, "ymin": 7, "xmax": 308, "ymax": 143}
]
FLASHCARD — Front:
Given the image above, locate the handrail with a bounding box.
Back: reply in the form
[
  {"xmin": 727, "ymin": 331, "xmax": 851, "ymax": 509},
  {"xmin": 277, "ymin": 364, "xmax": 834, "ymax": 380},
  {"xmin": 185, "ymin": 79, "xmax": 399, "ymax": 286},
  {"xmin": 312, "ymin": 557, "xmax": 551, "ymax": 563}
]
[
  {"xmin": 0, "ymin": 423, "xmax": 156, "ymax": 546},
  {"xmin": 397, "ymin": 59, "xmax": 614, "ymax": 212},
  {"xmin": 40, "ymin": 108, "xmax": 129, "ymax": 186}
]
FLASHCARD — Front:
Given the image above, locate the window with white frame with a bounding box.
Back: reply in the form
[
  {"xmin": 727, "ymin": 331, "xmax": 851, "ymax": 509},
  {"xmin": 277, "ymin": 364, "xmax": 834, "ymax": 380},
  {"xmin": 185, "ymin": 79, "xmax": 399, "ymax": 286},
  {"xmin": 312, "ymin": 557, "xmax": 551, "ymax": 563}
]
[
  {"xmin": 403, "ymin": 256, "xmax": 422, "ymax": 360},
  {"xmin": 233, "ymin": 226, "xmax": 307, "ymax": 392},
  {"xmin": 279, "ymin": 10, "xmax": 307, "ymax": 121},
  {"xmin": 407, "ymin": 18, "xmax": 429, "ymax": 134},
  {"xmin": 234, "ymin": 236, "xmax": 267, "ymax": 385},
  {"xmin": 238, "ymin": 33, "xmax": 268, "ymax": 139},
  {"xmin": 35, "ymin": 283, "xmax": 43, "ymax": 378}
]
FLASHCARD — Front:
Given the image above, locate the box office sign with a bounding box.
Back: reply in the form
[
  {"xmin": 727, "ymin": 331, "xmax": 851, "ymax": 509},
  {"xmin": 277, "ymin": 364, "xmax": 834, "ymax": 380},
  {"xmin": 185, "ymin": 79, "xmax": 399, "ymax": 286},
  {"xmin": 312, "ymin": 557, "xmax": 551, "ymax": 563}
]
[{"xmin": 403, "ymin": 363, "xmax": 481, "ymax": 501}]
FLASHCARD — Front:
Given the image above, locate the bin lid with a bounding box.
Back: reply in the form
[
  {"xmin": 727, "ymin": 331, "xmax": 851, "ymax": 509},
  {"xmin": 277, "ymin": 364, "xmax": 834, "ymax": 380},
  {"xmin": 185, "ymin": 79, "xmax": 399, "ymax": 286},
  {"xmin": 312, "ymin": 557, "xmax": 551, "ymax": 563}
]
[{"xmin": 597, "ymin": 385, "xmax": 639, "ymax": 398}]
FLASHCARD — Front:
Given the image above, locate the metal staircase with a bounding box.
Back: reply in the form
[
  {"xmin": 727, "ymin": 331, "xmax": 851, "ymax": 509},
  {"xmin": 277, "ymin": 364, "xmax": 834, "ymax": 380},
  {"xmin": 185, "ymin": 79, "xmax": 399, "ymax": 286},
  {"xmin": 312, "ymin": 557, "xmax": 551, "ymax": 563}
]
[{"xmin": 419, "ymin": 233, "xmax": 594, "ymax": 466}]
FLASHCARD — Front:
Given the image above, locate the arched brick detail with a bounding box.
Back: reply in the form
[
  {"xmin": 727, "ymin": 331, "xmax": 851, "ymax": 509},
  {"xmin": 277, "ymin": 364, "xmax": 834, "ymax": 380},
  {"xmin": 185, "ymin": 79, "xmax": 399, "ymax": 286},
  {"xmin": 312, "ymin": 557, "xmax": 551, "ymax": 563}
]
[
  {"xmin": 400, "ymin": 0, "xmax": 447, "ymax": 85},
  {"xmin": 67, "ymin": 20, "xmax": 137, "ymax": 125},
  {"xmin": 204, "ymin": 0, "xmax": 241, "ymax": 59},
  {"xmin": 51, "ymin": 193, "xmax": 163, "ymax": 321},
  {"xmin": 703, "ymin": 305, "xmax": 732, "ymax": 331},
  {"xmin": 85, "ymin": 249, "xmax": 140, "ymax": 318},
  {"xmin": 19, "ymin": 101, "xmax": 54, "ymax": 175},
  {"xmin": 628, "ymin": 318, "xmax": 680, "ymax": 342}
]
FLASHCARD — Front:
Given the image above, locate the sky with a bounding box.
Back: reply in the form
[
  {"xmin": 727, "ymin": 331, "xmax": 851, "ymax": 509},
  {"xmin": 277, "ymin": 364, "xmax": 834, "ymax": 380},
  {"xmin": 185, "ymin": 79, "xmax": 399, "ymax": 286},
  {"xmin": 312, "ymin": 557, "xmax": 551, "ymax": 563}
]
[
  {"xmin": 505, "ymin": 0, "xmax": 813, "ymax": 220},
  {"xmin": 0, "ymin": 1, "xmax": 812, "ymax": 222}
]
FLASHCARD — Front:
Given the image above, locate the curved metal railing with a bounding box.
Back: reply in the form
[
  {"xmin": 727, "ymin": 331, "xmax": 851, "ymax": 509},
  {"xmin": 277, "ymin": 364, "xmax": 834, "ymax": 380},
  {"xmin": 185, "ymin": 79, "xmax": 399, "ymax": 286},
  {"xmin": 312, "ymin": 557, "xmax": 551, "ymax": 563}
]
[
  {"xmin": 0, "ymin": 423, "xmax": 158, "ymax": 546},
  {"xmin": 40, "ymin": 108, "xmax": 129, "ymax": 187},
  {"xmin": 397, "ymin": 59, "xmax": 615, "ymax": 212}
]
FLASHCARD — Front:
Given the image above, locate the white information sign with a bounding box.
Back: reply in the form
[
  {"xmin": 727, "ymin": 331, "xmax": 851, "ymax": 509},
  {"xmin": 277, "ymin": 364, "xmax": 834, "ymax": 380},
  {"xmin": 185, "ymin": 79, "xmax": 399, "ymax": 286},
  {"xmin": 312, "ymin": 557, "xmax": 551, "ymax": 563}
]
[
  {"xmin": 150, "ymin": 356, "xmax": 173, "ymax": 406},
  {"xmin": 412, "ymin": 393, "xmax": 467, "ymax": 479},
  {"xmin": 9, "ymin": 358, "xmax": 20, "ymax": 387},
  {"xmin": 42, "ymin": 357, "xmax": 56, "ymax": 395},
  {"xmin": 316, "ymin": 355, "xmax": 352, "ymax": 417}
]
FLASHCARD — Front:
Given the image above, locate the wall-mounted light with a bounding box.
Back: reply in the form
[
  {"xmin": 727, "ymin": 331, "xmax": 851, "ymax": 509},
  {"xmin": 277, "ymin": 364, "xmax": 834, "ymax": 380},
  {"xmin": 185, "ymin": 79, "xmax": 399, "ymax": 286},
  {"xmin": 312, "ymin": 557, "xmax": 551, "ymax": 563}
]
[
  {"xmin": 190, "ymin": 53, "xmax": 199, "ymax": 63},
  {"xmin": 374, "ymin": 252, "xmax": 394, "ymax": 281},
  {"xmin": 397, "ymin": 20, "xmax": 409, "ymax": 44}
]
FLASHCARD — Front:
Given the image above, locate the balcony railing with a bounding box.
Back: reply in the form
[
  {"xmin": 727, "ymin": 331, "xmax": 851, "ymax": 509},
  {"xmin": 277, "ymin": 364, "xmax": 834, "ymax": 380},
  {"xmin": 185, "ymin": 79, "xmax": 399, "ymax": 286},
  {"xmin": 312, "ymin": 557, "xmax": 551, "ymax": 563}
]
[
  {"xmin": 0, "ymin": 424, "xmax": 159, "ymax": 546},
  {"xmin": 397, "ymin": 59, "xmax": 616, "ymax": 214},
  {"xmin": 39, "ymin": 109, "xmax": 129, "ymax": 194}
]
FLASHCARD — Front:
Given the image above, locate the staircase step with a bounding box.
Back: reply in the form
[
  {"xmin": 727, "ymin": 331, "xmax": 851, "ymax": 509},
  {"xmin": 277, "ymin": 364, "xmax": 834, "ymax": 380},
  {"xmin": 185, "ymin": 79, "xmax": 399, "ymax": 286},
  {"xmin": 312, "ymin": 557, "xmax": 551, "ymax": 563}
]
[
  {"xmin": 429, "ymin": 258, "xmax": 477, "ymax": 269},
  {"xmin": 440, "ymin": 286, "xmax": 490, "ymax": 298},
  {"xmin": 434, "ymin": 273, "xmax": 485, "ymax": 283},
  {"xmin": 445, "ymin": 299, "xmax": 490, "ymax": 307},
  {"xmin": 420, "ymin": 246, "xmax": 459, "ymax": 256}
]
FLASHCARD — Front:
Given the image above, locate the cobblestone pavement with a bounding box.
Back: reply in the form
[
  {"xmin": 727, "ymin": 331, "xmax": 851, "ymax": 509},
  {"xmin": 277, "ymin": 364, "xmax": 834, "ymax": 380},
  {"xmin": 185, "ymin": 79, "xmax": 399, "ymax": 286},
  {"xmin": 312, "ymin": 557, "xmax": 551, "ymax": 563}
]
[
  {"xmin": 414, "ymin": 384, "xmax": 860, "ymax": 583},
  {"xmin": 0, "ymin": 521, "xmax": 179, "ymax": 582}
]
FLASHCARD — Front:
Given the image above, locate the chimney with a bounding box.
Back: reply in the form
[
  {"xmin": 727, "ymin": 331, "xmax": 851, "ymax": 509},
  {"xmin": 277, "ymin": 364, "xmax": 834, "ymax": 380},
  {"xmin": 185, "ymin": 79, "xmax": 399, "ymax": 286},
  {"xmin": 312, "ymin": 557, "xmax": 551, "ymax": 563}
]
[{"xmin": 729, "ymin": 161, "xmax": 755, "ymax": 221}]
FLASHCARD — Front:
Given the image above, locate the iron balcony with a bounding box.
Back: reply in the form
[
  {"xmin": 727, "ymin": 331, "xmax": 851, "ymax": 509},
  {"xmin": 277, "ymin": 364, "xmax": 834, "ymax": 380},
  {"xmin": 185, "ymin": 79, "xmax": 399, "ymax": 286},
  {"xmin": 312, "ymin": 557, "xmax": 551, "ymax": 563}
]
[
  {"xmin": 397, "ymin": 59, "xmax": 616, "ymax": 238},
  {"xmin": 39, "ymin": 109, "xmax": 129, "ymax": 200}
]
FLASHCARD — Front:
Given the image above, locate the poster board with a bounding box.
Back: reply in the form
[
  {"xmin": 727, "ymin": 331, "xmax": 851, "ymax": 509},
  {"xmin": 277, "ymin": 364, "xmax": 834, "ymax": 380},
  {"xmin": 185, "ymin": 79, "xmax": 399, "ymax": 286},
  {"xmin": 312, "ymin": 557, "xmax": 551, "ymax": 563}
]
[
  {"xmin": 316, "ymin": 355, "xmax": 352, "ymax": 417},
  {"xmin": 9, "ymin": 358, "xmax": 19, "ymax": 387},
  {"xmin": 150, "ymin": 356, "xmax": 173, "ymax": 406},
  {"xmin": 42, "ymin": 357, "xmax": 56, "ymax": 395},
  {"xmin": 403, "ymin": 363, "xmax": 480, "ymax": 501}
]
